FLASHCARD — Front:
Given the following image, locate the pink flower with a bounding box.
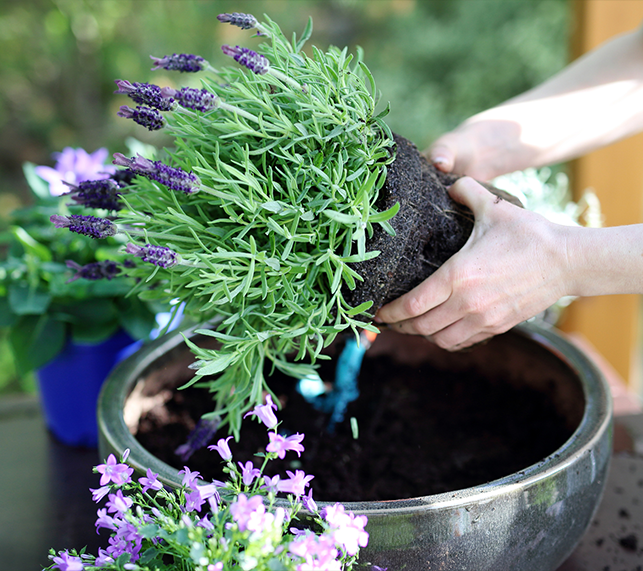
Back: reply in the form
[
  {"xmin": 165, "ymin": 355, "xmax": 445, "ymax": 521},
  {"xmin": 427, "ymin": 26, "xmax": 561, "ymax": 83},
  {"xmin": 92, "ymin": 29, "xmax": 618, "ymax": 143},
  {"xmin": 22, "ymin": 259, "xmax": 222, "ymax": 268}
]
[
  {"xmin": 106, "ymin": 490, "xmax": 133, "ymax": 514},
  {"xmin": 244, "ymin": 394, "xmax": 278, "ymax": 428},
  {"xmin": 208, "ymin": 436, "xmax": 233, "ymax": 461},
  {"xmin": 323, "ymin": 503, "xmax": 369, "ymax": 556},
  {"xmin": 266, "ymin": 432, "xmax": 304, "ymax": 459},
  {"xmin": 238, "ymin": 460, "xmax": 261, "ymax": 486},
  {"xmin": 277, "ymin": 470, "xmax": 314, "ymax": 496},
  {"xmin": 95, "ymin": 454, "xmax": 133, "ymax": 486},
  {"xmin": 51, "ymin": 550, "xmax": 85, "ymax": 571},
  {"xmin": 229, "ymin": 493, "xmax": 266, "ymax": 532}
]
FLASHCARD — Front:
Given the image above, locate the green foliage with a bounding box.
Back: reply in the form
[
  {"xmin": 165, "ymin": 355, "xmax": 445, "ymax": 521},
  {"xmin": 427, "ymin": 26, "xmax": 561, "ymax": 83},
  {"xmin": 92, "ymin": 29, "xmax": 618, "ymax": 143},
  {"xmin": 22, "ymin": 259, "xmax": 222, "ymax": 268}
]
[
  {"xmin": 115, "ymin": 14, "xmax": 393, "ymax": 437},
  {"xmin": 0, "ymin": 161, "xmax": 158, "ymax": 375}
]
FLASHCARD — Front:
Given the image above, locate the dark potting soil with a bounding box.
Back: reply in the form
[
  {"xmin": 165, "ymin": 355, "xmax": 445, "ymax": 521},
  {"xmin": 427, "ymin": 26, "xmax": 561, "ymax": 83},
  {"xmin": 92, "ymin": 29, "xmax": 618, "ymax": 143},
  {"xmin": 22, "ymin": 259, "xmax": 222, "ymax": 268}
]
[
  {"xmin": 344, "ymin": 133, "xmax": 521, "ymax": 311},
  {"xmin": 135, "ymin": 339, "xmax": 573, "ymax": 503}
]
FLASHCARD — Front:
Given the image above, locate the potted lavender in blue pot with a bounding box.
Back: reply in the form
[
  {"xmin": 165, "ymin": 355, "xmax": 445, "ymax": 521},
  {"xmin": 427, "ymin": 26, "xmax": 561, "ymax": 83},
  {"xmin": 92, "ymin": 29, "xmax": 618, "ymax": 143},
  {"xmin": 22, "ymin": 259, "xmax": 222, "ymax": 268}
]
[
  {"xmin": 46, "ymin": 11, "xmax": 611, "ymax": 570},
  {"xmin": 0, "ymin": 147, "xmax": 159, "ymax": 447}
]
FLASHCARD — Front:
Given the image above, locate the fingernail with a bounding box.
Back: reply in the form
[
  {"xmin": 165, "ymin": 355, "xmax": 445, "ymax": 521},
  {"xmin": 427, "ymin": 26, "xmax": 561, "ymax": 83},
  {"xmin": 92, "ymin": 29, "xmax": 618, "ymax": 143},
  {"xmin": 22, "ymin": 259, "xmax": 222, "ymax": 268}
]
[
  {"xmin": 432, "ymin": 156, "xmax": 448, "ymax": 166},
  {"xmin": 373, "ymin": 315, "xmax": 383, "ymax": 324}
]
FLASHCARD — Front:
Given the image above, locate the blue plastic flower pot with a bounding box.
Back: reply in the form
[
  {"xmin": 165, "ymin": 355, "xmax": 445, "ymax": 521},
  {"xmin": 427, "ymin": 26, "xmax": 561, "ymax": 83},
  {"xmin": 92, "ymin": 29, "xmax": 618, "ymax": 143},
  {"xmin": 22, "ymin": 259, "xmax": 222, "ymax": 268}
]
[{"xmin": 36, "ymin": 329, "xmax": 140, "ymax": 448}]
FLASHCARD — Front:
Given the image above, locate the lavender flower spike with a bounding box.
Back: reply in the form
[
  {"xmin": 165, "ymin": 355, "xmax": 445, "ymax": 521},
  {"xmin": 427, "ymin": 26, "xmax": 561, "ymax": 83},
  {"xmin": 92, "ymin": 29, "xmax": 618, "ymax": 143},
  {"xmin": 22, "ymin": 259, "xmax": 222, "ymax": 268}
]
[
  {"xmin": 114, "ymin": 80, "xmax": 176, "ymax": 111},
  {"xmin": 221, "ymin": 45, "xmax": 270, "ymax": 75},
  {"xmin": 63, "ymin": 178, "xmax": 123, "ymax": 211},
  {"xmin": 150, "ymin": 53, "xmax": 207, "ymax": 73},
  {"xmin": 217, "ymin": 12, "xmax": 258, "ymax": 30},
  {"xmin": 126, "ymin": 243, "xmax": 179, "ymax": 268},
  {"xmin": 51, "ymin": 214, "xmax": 117, "ymax": 239},
  {"xmin": 113, "ymin": 153, "xmax": 201, "ymax": 194},
  {"xmin": 66, "ymin": 260, "xmax": 122, "ymax": 282},
  {"xmin": 117, "ymin": 105, "xmax": 166, "ymax": 131},
  {"xmin": 161, "ymin": 87, "xmax": 219, "ymax": 113}
]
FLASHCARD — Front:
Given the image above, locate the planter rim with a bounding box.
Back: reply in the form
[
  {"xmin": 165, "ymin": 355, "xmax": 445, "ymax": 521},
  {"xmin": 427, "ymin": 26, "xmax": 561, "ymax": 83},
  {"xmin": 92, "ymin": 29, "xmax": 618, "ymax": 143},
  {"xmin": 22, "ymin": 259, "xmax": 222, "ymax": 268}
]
[{"xmin": 98, "ymin": 321, "xmax": 612, "ymax": 514}]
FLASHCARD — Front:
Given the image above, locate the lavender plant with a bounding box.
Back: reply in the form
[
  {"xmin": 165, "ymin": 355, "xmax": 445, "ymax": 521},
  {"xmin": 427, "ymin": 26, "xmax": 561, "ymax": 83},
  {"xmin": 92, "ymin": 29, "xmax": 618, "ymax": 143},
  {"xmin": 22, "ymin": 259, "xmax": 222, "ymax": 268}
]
[
  {"xmin": 44, "ymin": 396, "xmax": 370, "ymax": 571},
  {"xmin": 53, "ymin": 12, "xmax": 395, "ymax": 436}
]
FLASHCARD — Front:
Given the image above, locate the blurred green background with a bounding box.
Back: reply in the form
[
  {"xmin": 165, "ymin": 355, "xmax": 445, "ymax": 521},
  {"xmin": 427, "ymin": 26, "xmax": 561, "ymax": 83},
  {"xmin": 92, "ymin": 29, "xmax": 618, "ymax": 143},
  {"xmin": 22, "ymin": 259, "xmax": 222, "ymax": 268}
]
[{"xmin": 0, "ymin": 0, "xmax": 571, "ymax": 394}]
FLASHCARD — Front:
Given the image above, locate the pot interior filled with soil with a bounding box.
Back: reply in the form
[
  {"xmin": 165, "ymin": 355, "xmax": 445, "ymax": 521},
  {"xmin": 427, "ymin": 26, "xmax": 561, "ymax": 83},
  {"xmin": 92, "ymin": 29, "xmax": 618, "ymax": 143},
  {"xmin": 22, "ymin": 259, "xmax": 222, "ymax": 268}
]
[{"xmin": 98, "ymin": 321, "xmax": 612, "ymax": 571}]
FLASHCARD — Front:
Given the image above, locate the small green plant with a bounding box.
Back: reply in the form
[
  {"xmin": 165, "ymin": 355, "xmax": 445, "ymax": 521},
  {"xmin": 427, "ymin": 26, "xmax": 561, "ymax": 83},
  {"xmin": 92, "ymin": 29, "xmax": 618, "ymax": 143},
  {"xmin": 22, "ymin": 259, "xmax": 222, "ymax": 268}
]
[
  {"xmin": 53, "ymin": 13, "xmax": 396, "ymax": 436},
  {"xmin": 0, "ymin": 147, "xmax": 158, "ymax": 375}
]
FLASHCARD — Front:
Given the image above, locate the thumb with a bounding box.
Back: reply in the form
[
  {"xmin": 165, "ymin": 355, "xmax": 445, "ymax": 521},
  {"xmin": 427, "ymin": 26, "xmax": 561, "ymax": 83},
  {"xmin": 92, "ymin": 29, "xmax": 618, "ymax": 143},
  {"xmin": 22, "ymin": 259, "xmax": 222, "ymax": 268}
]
[{"xmin": 447, "ymin": 176, "xmax": 496, "ymax": 214}]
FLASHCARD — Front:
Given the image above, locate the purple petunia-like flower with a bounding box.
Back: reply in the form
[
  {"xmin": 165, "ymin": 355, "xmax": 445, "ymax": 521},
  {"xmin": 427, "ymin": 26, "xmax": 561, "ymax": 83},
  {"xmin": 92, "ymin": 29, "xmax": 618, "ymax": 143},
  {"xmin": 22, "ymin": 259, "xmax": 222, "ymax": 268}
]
[
  {"xmin": 238, "ymin": 460, "xmax": 262, "ymax": 486},
  {"xmin": 117, "ymin": 105, "xmax": 166, "ymax": 131},
  {"xmin": 161, "ymin": 86, "xmax": 219, "ymax": 113},
  {"xmin": 66, "ymin": 260, "xmax": 122, "ymax": 283},
  {"xmin": 112, "ymin": 153, "xmax": 201, "ymax": 194},
  {"xmin": 114, "ymin": 80, "xmax": 176, "ymax": 111},
  {"xmin": 221, "ymin": 45, "xmax": 270, "ymax": 74},
  {"xmin": 217, "ymin": 12, "xmax": 258, "ymax": 30},
  {"xmin": 35, "ymin": 147, "xmax": 116, "ymax": 197},
  {"xmin": 63, "ymin": 178, "xmax": 123, "ymax": 211},
  {"xmin": 244, "ymin": 394, "xmax": 279, "ymax": 428},
  {"xmin": 51, "ymin": 214, "xmax": 117, "ymax": 239},
  {"xmin": 150, "ymin": 53, "xmax": 207, "ymax": 73},
  {"xmin": 125, "ymin": 243, "xmax": 179, "ymax": 269},
  {"xmin": 323, "ymin": 503, "xmax": 369, "ymax": 556}
]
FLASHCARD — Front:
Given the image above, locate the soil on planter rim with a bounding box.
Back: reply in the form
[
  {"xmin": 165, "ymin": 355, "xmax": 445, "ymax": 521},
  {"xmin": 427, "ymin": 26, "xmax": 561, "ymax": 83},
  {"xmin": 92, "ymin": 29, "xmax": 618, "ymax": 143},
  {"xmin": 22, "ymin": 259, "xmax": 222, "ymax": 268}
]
[{"xmin": 135, "ymin": 335, "xmax": 574, "ymax": 503}]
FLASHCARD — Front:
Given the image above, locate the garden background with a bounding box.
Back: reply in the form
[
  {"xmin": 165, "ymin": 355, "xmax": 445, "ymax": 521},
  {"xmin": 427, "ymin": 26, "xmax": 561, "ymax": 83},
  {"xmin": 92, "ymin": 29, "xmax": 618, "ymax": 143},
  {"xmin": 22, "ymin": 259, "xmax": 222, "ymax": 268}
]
[{"xmin": 0, "ymin": 0, "xmax": 571, "ymax": 393}]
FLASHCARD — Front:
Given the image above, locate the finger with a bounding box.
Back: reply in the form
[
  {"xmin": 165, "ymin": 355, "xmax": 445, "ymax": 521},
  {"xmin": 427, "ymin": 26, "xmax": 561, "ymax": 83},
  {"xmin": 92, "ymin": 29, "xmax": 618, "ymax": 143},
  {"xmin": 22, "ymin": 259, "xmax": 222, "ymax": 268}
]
[
  {"xmin": 447, "ymin": 176, "xmax": 497, "ymax": 213},
  {"xmin": 425, "ymin": 141, "xmax": 456, "ymax": 173},
  {"xmin": 375, "ymin": 266, "xmax": 452, "ymax": 325}
]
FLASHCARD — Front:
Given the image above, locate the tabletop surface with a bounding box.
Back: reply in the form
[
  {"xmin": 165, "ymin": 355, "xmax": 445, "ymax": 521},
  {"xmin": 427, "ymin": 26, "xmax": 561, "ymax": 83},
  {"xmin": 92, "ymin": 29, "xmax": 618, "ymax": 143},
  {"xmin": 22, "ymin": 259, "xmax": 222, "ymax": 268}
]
[{"xmin": 2, "ymin": 395, "xmax": 643, "ymax": 571}]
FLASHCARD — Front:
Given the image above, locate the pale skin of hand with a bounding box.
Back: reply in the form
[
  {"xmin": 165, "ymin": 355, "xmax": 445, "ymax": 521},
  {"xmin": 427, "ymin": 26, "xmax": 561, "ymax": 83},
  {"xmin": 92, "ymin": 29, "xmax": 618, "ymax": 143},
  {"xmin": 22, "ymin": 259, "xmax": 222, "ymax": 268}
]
[{"xmin": 374, "ymin": 177, "xmax": 643, "ymax": 351}]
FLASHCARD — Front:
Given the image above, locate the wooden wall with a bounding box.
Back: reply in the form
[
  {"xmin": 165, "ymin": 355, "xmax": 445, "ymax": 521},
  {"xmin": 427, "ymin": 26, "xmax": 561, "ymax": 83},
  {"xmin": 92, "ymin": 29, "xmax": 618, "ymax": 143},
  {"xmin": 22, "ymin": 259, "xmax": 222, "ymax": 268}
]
[{"xmin": 559, "ymin": 0, "xmax": 643, "ymax": 391}]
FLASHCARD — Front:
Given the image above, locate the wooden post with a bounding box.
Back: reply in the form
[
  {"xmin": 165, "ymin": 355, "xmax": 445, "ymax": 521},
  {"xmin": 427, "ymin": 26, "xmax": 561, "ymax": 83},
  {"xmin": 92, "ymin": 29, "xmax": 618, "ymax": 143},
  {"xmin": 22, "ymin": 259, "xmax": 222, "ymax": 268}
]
[{"xmin": 559, "ymin": 0, "xmax": 643, "ymax": 392}]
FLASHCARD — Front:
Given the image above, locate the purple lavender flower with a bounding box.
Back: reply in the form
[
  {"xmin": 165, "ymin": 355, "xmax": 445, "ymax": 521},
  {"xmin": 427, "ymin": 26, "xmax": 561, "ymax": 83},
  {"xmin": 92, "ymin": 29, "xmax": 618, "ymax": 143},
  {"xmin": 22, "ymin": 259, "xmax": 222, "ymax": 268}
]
[
  {"xmin": 35, "ymin": 147, "xmax": 115, "ymax": 197},
  {"xmin": 95, "ymin": 454, "xmax": 134, "ymax": 486},
  {"xmin": 114, "ymin": 80, "xmax": 176, "ymax": 111},
  {"xmin": 117, "ymin": 105, "xmax": 166, "ymax": 131},
  {"xmin": 277, "ymin": 470, "xmax": 314, "ymax": 496},
  {"xmin": 301, "ymin": 488, "xmax": 317, "ymax": 513},
  {"xmin": 51, "ymin": 214, "xmax": 117, "ymax": 239},
  {"xmin": 266, "ymin": 432, "xmax": 305, "ymax": 459},
  {"xmin": 208, "ymin": 436, "xmax": 233, "ymax": 461},
  {"xmin": 66, "ymin": 260, "xmax": 122, "ymax": 283},
  {"xmin": 150, "ymin": 53, "xmax": 207, "ymax": 73},
  {"xmin": 175, "ymin": 417, "xmax": 221, "ymax": 461},
  {"xmin": 179, "ymin": 466, "xmax": 201, "ymax": 489},
  {"xmin": 125, "ymin": 243, "xmax": 179, "ymax": 269},
  {"xmin": 63, "ymin": 178, "xmax": 123, "ymax": 211},
  {"xmin": 161, "ymin": 86, "xmax": 219, "ymax": 113},
  {"xmin": 244, "ymin": 394, "xmax": 278, "ymax": 428},
  {"xmin": 217, "ymin": 12, "xmax": 258, "ymax": 29},
  {"xmin": 50, "ymin": 550, "xmax": 85, "ymax": 571},
  {"xmin": 221, "ymin": 45, "xmax": 270, "ymax": 74},
  {"xmin": 94, "ymin": 549, "xmax": 115, "ymax": 567},
  {"xmin": 112, "ymin": 153, "xmax": 201, "ymax": 194}
]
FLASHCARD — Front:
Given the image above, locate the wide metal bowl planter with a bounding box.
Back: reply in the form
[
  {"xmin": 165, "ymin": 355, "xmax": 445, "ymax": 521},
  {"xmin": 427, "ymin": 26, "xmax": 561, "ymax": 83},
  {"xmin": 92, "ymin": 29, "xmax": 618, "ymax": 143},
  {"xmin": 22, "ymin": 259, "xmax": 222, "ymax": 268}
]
[{"xmin": 98, "ymin": 322, "xmax": 612, "ymax": 571}]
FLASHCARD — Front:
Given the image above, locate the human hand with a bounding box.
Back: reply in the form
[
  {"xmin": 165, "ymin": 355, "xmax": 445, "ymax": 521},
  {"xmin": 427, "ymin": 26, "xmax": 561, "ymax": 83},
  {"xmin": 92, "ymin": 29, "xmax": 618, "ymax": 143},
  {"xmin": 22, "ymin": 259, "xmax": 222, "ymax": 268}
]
[
  {"xmin": 374, "ymin": 177, "xmax": 570, "ymax": 351},
  {"xmin": 425, "ymin": 118, "xmax": 527, "ymax": 181}
]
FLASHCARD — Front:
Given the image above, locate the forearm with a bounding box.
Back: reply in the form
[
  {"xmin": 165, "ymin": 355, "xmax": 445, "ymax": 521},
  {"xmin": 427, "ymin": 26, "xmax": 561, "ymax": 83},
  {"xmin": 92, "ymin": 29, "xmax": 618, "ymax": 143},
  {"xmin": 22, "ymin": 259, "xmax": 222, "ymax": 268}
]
[
  {"xmin": 442, "ymin": 24, "xmax": 643, "ymax": 177},
  {"xmin": 564, "ymin": 223, "xmax": 643, "ymax": 297}
]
